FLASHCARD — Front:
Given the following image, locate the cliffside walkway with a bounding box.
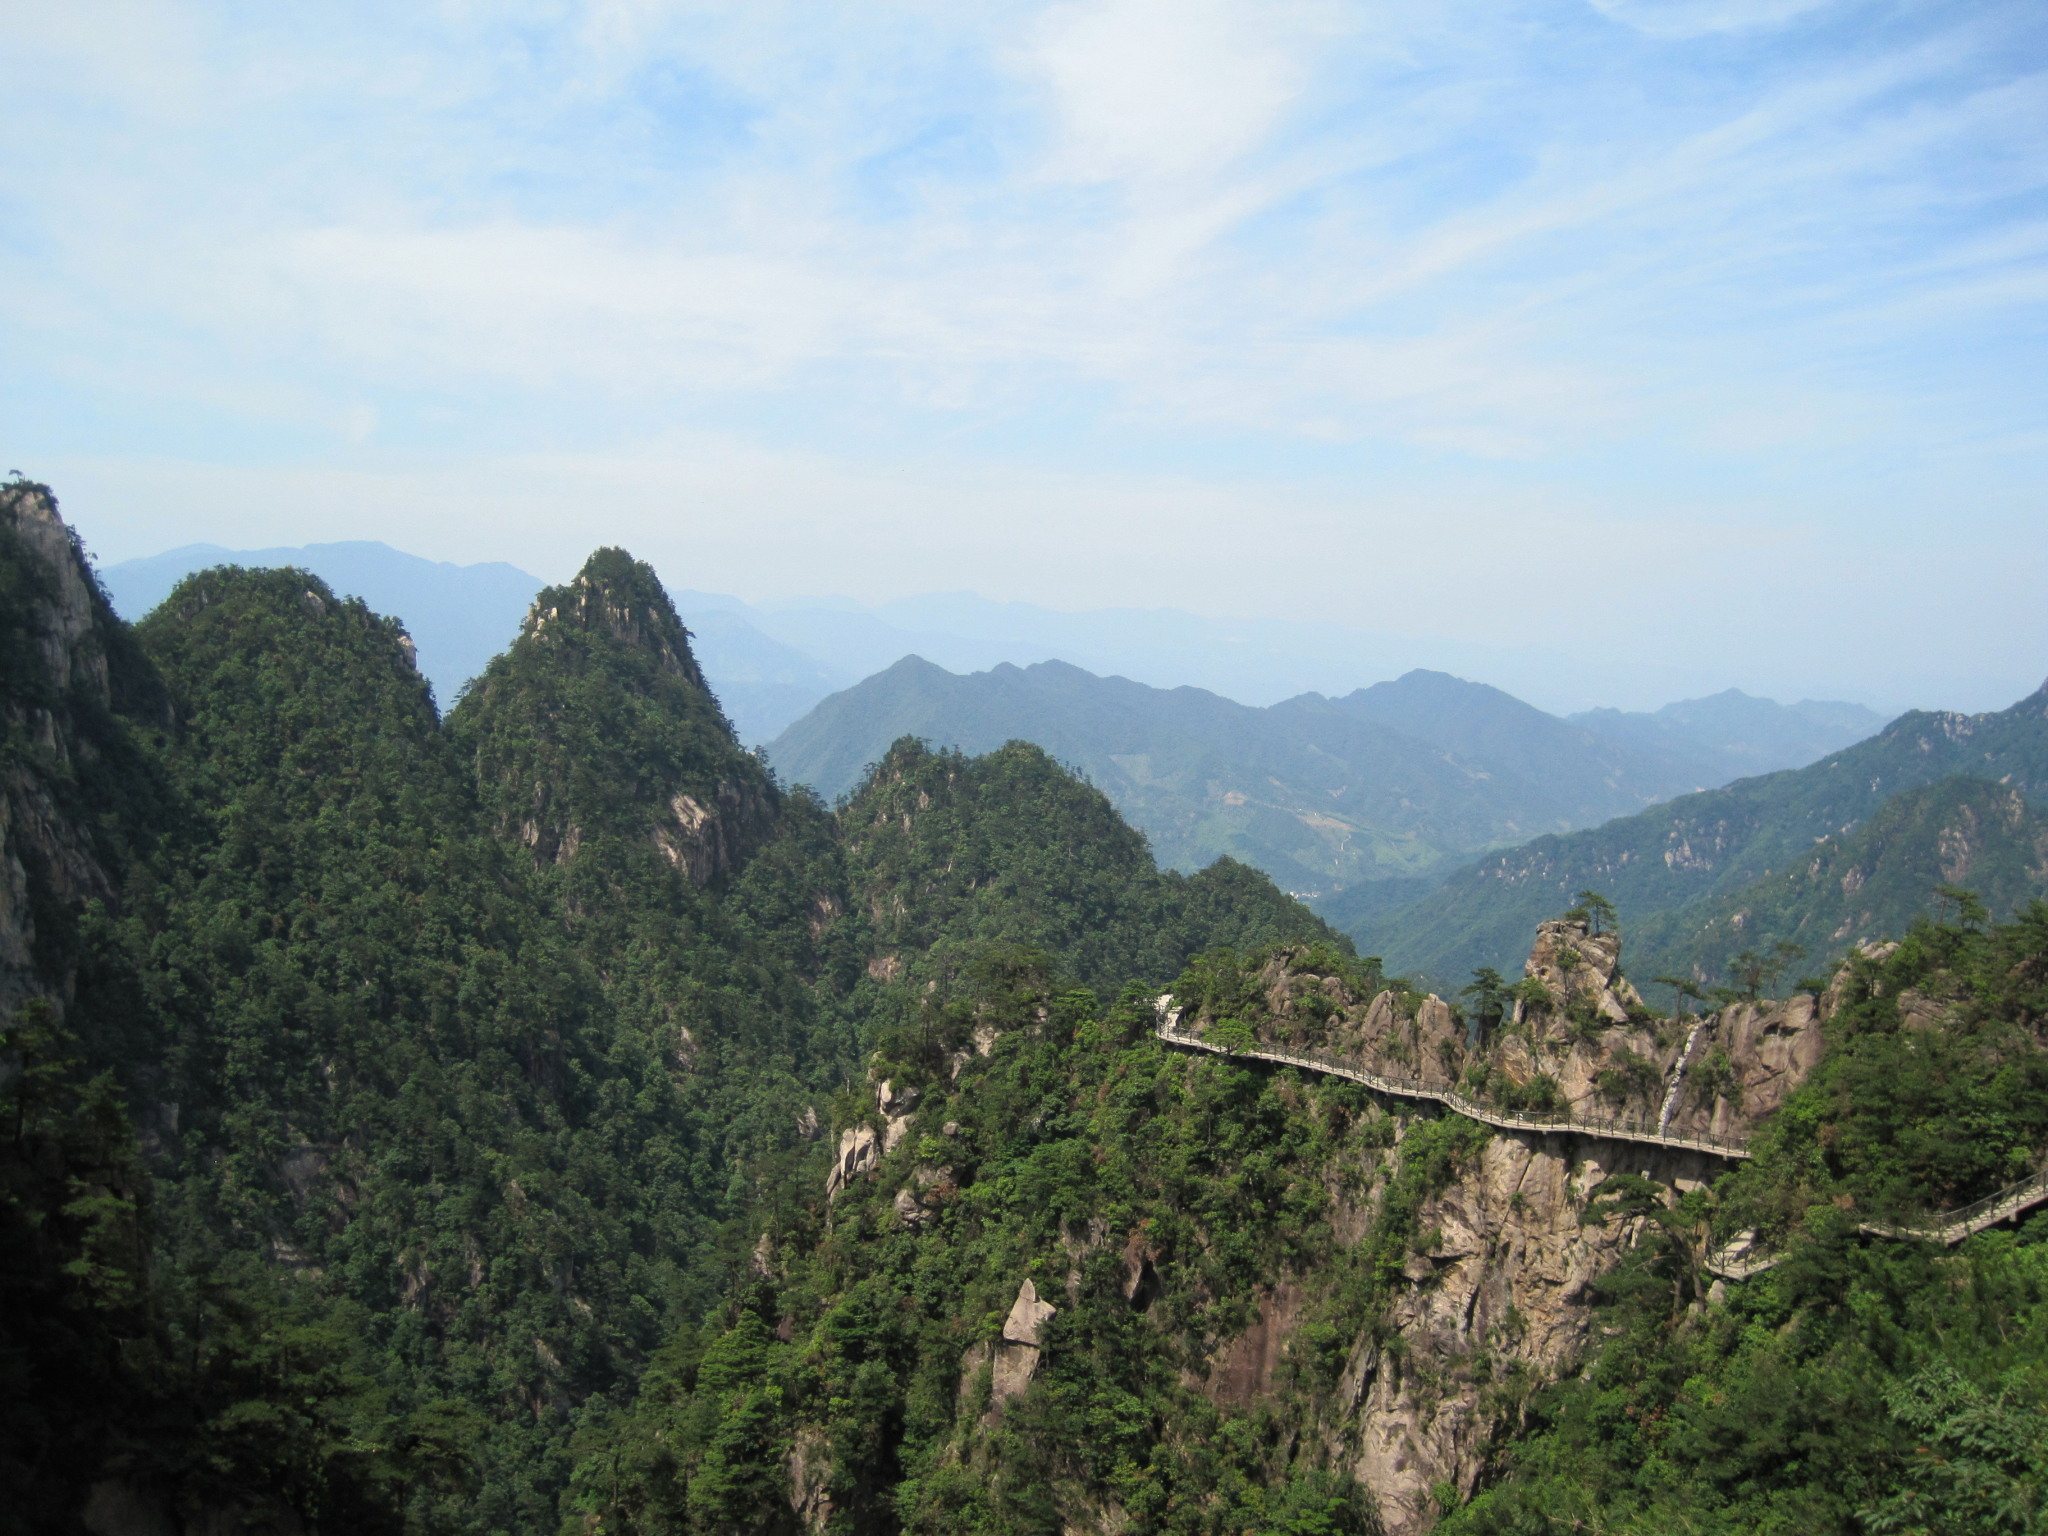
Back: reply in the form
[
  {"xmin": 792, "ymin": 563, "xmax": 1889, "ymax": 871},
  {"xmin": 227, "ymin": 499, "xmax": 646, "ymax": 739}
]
[
  {"xmin": 1153, "ymin": 1023, "xmax": 1754, "ymax": 1160},
  {"xmin": 1706, "ymin": 1167, "xmax": 2048, "ymax": 1279},
  {"xmin": 1153, "ymin": 1023, "xmax": 2048, "ymax": 1281}
]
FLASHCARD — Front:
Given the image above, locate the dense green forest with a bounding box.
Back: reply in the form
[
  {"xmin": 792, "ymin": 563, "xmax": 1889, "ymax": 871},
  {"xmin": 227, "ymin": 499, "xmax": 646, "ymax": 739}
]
[
  {"xmin": 1442, "ymin": 903, "xmax": 2048, "ymax": 1536},
  {"xmin": 7, "ymin": 477, "xmax": 2046, "ymax": 1536},
  {"xmin": 0, "ymin": 483, "xmax": 1347, "ymax": 1532},
  {"xmin": 561, "ymin": 895, "xmax": 2048, "ymax": 1536}
]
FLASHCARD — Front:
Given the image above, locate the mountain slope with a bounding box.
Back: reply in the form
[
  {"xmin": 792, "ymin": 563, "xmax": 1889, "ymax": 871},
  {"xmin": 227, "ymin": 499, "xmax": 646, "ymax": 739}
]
[
  {"xmin": 17, "ymin": 480, "xmax": 2048, "ymax": 1536},
  {"xmin": 768, "ymin": 658, "xmax": 1791, "ymax": 896},
  {"xmin": 841, "ymin": 736, "xmax": 1349, "ymax": 999},
  {"xmin": 1636, "ymin": 775, "xmax": 2048, "ymax": 988},
  {"xmin": 451, "ymin": 547, "xmax": 778, "ymax": 882},
  {"xmin": 1330, "ymin": 668, "xmax": 1732, "ymax": 813},
  {"xmin": 571, "ymin": 899, "xmax": 2048, "ymax": 1536},
  {"xmin": 12, "ymin": 486, "xmax": 1352, "ymax": 1532},
  {"xmin": 1364, "ymin": 680, "xmax": 2048, "ymax": 986}
]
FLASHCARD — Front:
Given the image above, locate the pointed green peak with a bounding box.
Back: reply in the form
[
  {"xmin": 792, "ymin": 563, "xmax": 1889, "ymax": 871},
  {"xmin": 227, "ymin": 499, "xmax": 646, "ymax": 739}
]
[
  {"xmin": 522, "ymin": 547, "xmax": 705, "ymax": 687},
  {"xmin": 456, "ymin": 548, "xmax": 776, "ymax": 883}
]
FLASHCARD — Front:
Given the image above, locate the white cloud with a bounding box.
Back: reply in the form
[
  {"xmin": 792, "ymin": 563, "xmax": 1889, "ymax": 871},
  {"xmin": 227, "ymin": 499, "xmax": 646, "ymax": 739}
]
[
  {"xmin": 1026, "ymin": 0, "xmax": 1333, "ymax": 183},
  {"xmin": 5, "ymin": 0, "xmax": 2046, "ymax": 710},
  {"xmin": 1583, "ymin": 0, "xmax": 1842, "ymax": 40}
]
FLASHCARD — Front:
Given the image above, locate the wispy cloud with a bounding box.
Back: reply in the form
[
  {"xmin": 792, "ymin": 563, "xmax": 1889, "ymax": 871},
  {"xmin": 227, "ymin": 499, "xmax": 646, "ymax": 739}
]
[{"xmin": 3, "ymin": 0, "xmax": 2045, "ymax": 708}]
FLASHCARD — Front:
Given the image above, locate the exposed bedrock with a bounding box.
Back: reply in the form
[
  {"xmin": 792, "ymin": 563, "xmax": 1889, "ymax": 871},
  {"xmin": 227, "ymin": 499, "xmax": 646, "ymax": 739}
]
[{"xmin": 1180, "ymin": 918, "xmax": 1836, "ymax": 1534}]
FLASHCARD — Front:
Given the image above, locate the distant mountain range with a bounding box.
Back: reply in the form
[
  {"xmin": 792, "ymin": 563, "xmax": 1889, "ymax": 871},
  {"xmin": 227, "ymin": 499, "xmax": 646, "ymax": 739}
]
[
  {"xmin": 1569, "ymin": 691, "xmax": 1890, "ymax": 780},
  {"xmin": 766, "ymin": 656, "xmax": 1885, "ymax": 899},
  {"xmin": 1363, "ymin": 681, "xmax": 2048, "ymax": 989},
  {"xmin": 106, "ymin": 540, "xmax": 1896, "ymax": 745}
]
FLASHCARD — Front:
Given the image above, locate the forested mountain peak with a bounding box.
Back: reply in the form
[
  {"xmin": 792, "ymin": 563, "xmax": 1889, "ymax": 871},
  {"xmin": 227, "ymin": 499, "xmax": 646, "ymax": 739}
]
[
  {"xmin": 142, "ymin": 564, "xmax": 451, "ymax": 814},
  {"xmin": 523, "ymin": 546, "xmax": 708, "ymax": 689},
  {"xmin": 836, "ymin": 735, "xmax": 1349, "ymax": 997},
  {"xmin": 452, "ymin": 547, "xmax": 775, "ymax": 882}
]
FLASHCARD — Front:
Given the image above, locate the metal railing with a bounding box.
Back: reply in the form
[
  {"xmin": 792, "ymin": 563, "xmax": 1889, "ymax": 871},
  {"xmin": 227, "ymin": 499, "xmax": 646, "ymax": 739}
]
[
  {"xmin": 1856, "ymin": 1166, "xmax": 2048, "ymax": 1247},
  {"xmin": 1154, "ymin": 1024, "xmax": 1754, "ymax": 1159},
  {"xmin": 1705, "ymin": 1170, "xmax": 2048, "ymax": 1278}
]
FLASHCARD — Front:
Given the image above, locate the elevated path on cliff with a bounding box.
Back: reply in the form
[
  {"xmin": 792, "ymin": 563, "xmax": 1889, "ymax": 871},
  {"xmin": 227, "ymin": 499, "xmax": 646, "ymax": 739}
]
[
  {"xmin": 1705, "ymin": 1168, "xmax": 2048, "ymax": 1279},
  {"xmin": 1154, "ymin": 1022, "xmax": 1753, "ymax": 1160},
  {"xmin": 1153, "ymin": 1022, "xmax": 2048, "ymax": 1280}
]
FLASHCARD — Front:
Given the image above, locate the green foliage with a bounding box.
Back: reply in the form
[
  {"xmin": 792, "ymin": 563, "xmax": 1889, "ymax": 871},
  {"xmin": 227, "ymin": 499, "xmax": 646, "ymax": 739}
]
[
  {"xmin": 1861, "ymin": 1363, "xmax": 2048, "ymax": 1534},
  {"xmin": 1594, "ymin": 1048, "xmax": 1661, "ymax": 1108},
  {"xmin": 1, "ymin": 1001, "xmax": 425, "ymax": 1533},
  {"xmin": 38, "ymin": 494, "xmax": 2048, "ymax": 1536},
  {"xmin": 4, "ymin": 510, "xmax": 1357, "ymax": 1531},
  {"xmin": 1650, "ymin": 973, "xmax": 1702, "ymax": 1018},
  {"xmin": 840, "ymin": 738, "xmax": 1347, "ymax": 1000},
  {"xmin": 1716, "ymin": 908, "xmax": 2048, "ymax": 1232},
  {"xmin": 450, "ymin": 547, "xmax": 773, "ymax": 876},
  {"xmin": 1461, "ymin": 967, "xmax": 1508, "ymax": 1042},
  {"xmin": 571, "ymin": 967, "xmax": 1408, "ymax": 1535},
  {"xmin": 1439, "ymin": 900, "xmax": 2048, "ymax": 1536},
  {"xmin": 1441, "ymin": 1218, "xmax": 2048, "ymax": 1536},
  {"xmin": 1207, "ymin": 1017, "xmax": 1257, "ymax": 1053},
  {"xmin": 1576, "ymin": 891, "xmax": 1617, "ymax": 936}
]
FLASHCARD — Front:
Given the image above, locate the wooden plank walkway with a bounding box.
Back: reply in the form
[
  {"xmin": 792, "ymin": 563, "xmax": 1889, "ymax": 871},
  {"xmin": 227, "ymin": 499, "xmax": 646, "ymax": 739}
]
[{"xmin": 1151, "ymin": 1023, "xmax": 2048, "ymax": 1279}]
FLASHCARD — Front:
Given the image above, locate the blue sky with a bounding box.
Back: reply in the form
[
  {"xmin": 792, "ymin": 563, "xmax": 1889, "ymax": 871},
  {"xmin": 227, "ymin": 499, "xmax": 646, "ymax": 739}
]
[{"xmin": 5, "ymin": 0, "xmax": 2045, "ymax": 711}]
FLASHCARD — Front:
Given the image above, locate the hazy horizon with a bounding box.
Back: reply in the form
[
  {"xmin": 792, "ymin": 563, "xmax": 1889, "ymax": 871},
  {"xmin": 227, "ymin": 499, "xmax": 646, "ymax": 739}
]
[
  {"xmin": 9, "ymin": 0, "xmax": 2046, "ymax": 717},
  {"xmin": 95, "ymin": 532, "xmax": 1998, "ymax": 725}
]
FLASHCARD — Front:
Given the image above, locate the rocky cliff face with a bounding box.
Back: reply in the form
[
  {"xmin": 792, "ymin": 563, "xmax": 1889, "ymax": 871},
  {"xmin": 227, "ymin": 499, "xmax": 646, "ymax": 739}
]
[
  {"xmin": 0, "ymin": 483, "xmax": 159, "ymax": 1017},
  {"xmin": 1330, "ymin": 1123, "xmax": 1726, "ymax": 1531},
  {"xmin": 1180, "ymin": 919, "xmax": 1830, "ymax": 1534}
]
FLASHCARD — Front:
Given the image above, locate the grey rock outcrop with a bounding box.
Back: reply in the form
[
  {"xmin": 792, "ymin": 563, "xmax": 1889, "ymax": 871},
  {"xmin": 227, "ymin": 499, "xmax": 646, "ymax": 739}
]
[
  {"xmin": 990, "ymin": 1278, "xmax": 1058, "ymax": 1406},
  {"xmin": 953, "ymin": 1277, "xmax": 1061, "ymax": 1428},
  {"xmin": 1331, "ymin": 1129, "xmax": 1730, "ymax": 1532},
  {"xmin": 824, "ymin": 1124, "xmax": 879, "ymax": 1199},
  {"xmin": 877, "ymin": 1078, "xmax": 920, "ymax": 1153},
  {"xmin": 788, "ymin": 1426, "xmax": 832, "ymax": 1533},
  {"xmin": 1174, "ymin": 917, "xmax": 1832, "ymax": 1536},
  {"xmin": 651, "ymin": 775, "xmax": 777, "ymax": 886},
  {"xmin": 1003, "ymin": 1276, "xmax": 1056, "ymax": 1347},
  {"xmin": 0, "ymin": 484, "xmax": 137, "ymax": 1019}
]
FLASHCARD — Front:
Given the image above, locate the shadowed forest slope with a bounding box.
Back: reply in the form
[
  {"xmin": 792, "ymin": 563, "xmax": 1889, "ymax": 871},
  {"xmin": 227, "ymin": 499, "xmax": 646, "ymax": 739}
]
[{"xmin": 0, "ymin": 481, "xmax": 1342, "ymax": 1534}]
